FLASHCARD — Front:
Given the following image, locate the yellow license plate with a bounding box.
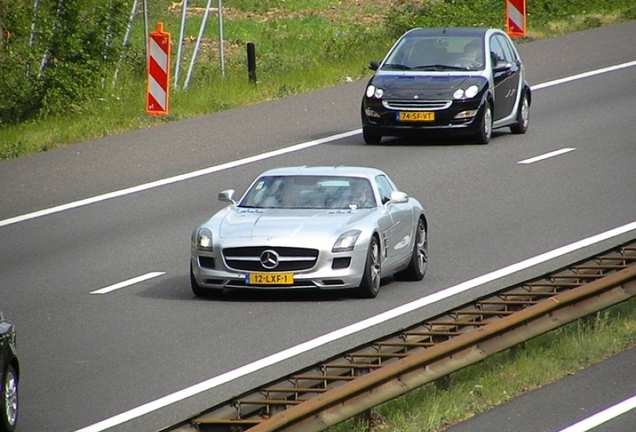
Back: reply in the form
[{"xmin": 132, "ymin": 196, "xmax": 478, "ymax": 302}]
[
  {"xmin": 398, "ymin": 111, "xmax": 435, "ymax": 122},
  {"xmin": 246, "ymin": 273, "xmax": 294, "ymax": 285}
]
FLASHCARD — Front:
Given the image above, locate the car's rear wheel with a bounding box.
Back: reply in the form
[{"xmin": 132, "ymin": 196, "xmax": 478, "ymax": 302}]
[
  {"xmin": 190, "ymin": 264, "xmax": 222, "ymax": 298},
  {"xmin": 394, "ymin": 218, "xmax": 428, "ymax": 281},
  {"xmin": 473, "ymin": 102, "xmax": 492, "ymax": 144},
  {"xmin": 0, "ymin": 364, "xmax": 18, "ymax": 432},
  {"xmin": 362, "ymin": 127, "xmax": 382, "ymax": 145},
  {"xmin": 355, "ymin": 236, "xmax": 381, "ymax": 298},
  {"xmin": 510, "ymin": 91, "xmax": 529, "ymax": 134}
]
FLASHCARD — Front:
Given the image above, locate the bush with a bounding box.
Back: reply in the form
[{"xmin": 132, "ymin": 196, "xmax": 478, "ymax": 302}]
[{"xmin": 0, "ymin": 0, "xmax": 130, "ymax": 124}]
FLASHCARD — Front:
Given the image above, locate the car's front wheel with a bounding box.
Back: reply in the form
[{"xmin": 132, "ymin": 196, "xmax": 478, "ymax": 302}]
[
  {"xmin": 473, "ymin": 102, "xmax": 492, "ymax": 144},
  {"xmin": 0, "ymin": 364, "xmax": 18, "ymax": 432},
  {"xmin": 394, "ymin": 218, "xmax": 428, "ymax": 281},
  {"xmin": 510, "ymin": 91, "xmax": 529, "ymax": 134},
  {"xmin": 355, "ymin": 236, "xmax": 381, "ymax": 298},
  {"xmin": 190, "ymin": 264, "xmax": 222, "ymax": 298},
  {"xmin": 362, "ymin": 127, "xmax": 382, "ymax": 145}
]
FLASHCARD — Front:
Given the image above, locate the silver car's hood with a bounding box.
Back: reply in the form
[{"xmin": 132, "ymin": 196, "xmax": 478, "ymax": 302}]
[{"xmin": 219, "ymin": 208, "xmax": 369, "ymax": 239}]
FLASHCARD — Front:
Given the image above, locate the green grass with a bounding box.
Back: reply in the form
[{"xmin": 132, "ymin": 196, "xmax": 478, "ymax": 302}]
[
  {"xmin": 2, "ymin": 0, "xmax": 635, "ymax": 160},
  {"xmin": 327, "ymin": 298, "xmax": 636, "ymax": 432}
]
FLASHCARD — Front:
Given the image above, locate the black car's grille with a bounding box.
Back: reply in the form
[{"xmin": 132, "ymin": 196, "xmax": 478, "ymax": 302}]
[
  {"xmin": 383, "ymin": 99, "xmax": 452, "ymax": 110},
  {"xmin": 223, "ymin": 246, "xmax": 319, "ymax": 272}
]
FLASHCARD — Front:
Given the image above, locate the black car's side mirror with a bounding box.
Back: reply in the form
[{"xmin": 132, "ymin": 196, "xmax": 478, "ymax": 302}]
[
  {"xmin": 369, "ymin": 60, "xmax": 380, "ymax": 71},
  {"xmin": 493, "ymin": 60, "xmax": 512, "ymax": 72}
]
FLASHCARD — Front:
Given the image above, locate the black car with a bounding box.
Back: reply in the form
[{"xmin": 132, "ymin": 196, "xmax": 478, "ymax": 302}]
[
  {"xmin": 0, "ymin": 313, "xmax": 18, "ymax": 432},
  {"xmin": 361, "ymin": 27, "xmax": 531, "ymax": 144}
]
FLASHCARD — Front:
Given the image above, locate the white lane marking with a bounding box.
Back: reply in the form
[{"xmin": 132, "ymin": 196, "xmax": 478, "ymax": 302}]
[
  {"xmin": 74, "ymin": 220, "xmax": 636, "ymax": 432},
  {"xmin": 1, "ymin": 60, "xmax": 636, "ymax": 230},
  {"xmin": 90, "ymin": 272, "xmax": 165, "ymax": 294},
  {"xmin": 531, "ymin": 60, "xmax": 636, "ymax": 90},
  {"xmin": 558, "ymin": 394, "xmax": 636, "ymax": 432},
  {"xmin": 518, "ymin": 148, "xmax": 576, "ymax": 164},
  {"xmin": 0, "ymin": 130, "xmax": 361, "ymax": 229}
]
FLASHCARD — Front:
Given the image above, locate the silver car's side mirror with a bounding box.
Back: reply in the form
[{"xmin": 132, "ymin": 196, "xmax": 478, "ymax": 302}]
[
  {"xmin": 386, "ymin": 191, "xmax": 408, "ymax": 205},
  {"xmin": 219, "ymin": 189, "xmax": 237, "ymax": 204}
]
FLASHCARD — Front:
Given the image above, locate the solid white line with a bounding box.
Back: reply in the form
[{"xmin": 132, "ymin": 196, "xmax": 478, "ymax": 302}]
[
  {"xmin": 90, "ymin": 272, "xmax": 165, "ymax": 294},
  {"xmin": 518, "ymin": 148, "xmax": 576, "ymax": 164},
  {"xmin": 1, "ymin": 60, "xmax": 636, "ymax": 230},
  {"xmin": 531, "ymin": 60, "xmax": 636, "ymax": 90},
  {"xmin": 74, "ymin": 220, "xmax": 636, "ymax": 432},
  {"xmin": 558, "ymin": 394, "xmax": 636, "ymax": 432},
  {"xmin": 0, "ymin": 129, "xmax": 361, "ymax": 229}
]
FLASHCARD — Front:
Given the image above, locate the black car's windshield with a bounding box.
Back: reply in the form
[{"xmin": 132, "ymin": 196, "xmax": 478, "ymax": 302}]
[
  {"xmin": 383, "ymin": 34, "xmax": 485, "ymax": 71},
  {"xmin": 239, "ymin": 175, "xmax": 377, "ymax": 210}
]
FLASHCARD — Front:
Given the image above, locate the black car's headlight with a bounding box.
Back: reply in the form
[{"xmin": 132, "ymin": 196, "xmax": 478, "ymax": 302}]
[
  {"xmin": 365, "ymin": 85, "xmax": 384, "ymax": 99},
  {"xmin": 453, "ymin": 84, "xmax": 479, "ymax": 99},
  {"xmin": 195, "ymin": 228, "xmax": 213, "ymax": 251},
  {"xmin": 332, "ymin": 230, "xmax": 361, "ymax": 253}
]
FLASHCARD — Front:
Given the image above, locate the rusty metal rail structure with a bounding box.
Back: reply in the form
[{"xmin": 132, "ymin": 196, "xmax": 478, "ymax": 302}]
[{"xmin": 163, "ymin": 240, "xmax": 636, "ymax": 432}]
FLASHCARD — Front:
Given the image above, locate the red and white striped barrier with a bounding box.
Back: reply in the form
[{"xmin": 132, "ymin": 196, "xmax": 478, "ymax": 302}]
[
  {"xmin": 146, "ymin": 22, "xmax": 171, "ymax": 116},
  {"xmin": 506, "ymin": 0, "xmax": 526, "ymax": 38}
]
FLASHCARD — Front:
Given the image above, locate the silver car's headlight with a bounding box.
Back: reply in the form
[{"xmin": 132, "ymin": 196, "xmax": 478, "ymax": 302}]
[
  {"xmin": 196, "ymin": 228, "xmax": 213, "ymax": 251},
  {"xmin": 332, "ymin": 230, "xmax": 361, "ymax": 253}
]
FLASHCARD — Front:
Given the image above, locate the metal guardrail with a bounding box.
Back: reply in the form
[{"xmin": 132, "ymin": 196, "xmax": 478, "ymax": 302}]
[{"xmin": 162, "ymin": 240, "xmax": 636, "ymax": 432}]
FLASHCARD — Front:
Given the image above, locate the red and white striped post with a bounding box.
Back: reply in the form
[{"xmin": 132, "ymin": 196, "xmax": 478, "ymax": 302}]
[
  {"xmin": 506, "ymin": 0, "xmax": 527, "ymax": 38},
  {"xmin": 146, "ymin": 22, "xmax": 171, "ymax": 116}
]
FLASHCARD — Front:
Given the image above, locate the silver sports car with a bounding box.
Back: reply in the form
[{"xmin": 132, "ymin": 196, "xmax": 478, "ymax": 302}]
[{"xmin": 190, "ymin": 166, "xmax": 428, "ymax": 298}]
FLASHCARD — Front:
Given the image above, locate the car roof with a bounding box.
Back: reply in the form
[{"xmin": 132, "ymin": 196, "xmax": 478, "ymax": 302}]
[
  {"xmin": 402, "ymin": 27, "xmax": 492, "ymax": 39},
  {"xmin": 257, "ymin": 166, "xmax": 387, "ymax": 179}
]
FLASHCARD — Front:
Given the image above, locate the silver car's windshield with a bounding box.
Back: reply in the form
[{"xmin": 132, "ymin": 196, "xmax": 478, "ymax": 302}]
[
  {"xmin": 239, "ymin": 175, "xmax": 376, "ymax": 210},
  {"xmin": 383, "ymin": 35, "xmax": 485, "ymax": 71}
]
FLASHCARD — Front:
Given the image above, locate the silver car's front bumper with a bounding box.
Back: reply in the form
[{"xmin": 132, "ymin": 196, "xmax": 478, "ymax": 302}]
[{"xmin": 191, "ymin": 246, "xmax": 369, "ymax": 290}]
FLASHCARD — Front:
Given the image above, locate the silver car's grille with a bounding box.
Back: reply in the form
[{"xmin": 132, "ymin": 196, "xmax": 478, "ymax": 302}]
[
  {"xmin": 223, "ymin": 246, "xmax": 319, "ymax": 272},
  {"xmin": 383, "ymin": 99, "xmax": 452, "ymax": 110}
]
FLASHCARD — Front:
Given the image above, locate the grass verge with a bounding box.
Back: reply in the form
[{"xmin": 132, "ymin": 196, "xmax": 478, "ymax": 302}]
[{"xmin": 326, "ymin": 297, "xmax": 636, "ymax": 432}]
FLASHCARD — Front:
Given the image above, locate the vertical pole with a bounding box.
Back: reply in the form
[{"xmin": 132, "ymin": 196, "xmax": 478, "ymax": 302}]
[
  {"xmin": 112, "ymin": 0, "xmax": 138, "ymax": 89},
  {"xmin": 218, "ymin": 0, "xmax": 225, "ymax": 77},
  {"xmin": 38, "ymin": 0, "xmax": 65, "ymax": 78},
  {"xmin": 143, "ymin": 0, "xmax": 149, "ymax": 59},
  {"xmin": 183, "ymin": 0, "xmax": 213, "ymax": 89},
  {"xmin": 25, "ymin": 0, "xmax": 40, "ymax": 78},
  {"xmin": 247, "ymin": 42, "xmax": 256, "ymax": 84},
  {"xmin": 174, "ymin": 0, "xmax": 189, "ymax": 87}
]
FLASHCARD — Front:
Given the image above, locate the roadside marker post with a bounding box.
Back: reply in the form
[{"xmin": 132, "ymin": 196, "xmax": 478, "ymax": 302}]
[
  {"xmin": 146, "ymin": 22, "xmax": 171, "ymax": 116},
  {"xmin": 506, "ymin": 0, "xmax": 527, "ymax": 37}
]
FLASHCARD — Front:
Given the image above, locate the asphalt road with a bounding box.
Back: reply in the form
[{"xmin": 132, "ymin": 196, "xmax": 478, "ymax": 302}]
[{"xmin": 1, "ymin": 21, "xmax": 636, "ymax": 432}]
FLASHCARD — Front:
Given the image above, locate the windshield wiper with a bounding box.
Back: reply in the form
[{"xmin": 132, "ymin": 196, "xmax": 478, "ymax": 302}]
[
  {"xmin": 411, "ymin": 64, "xmax": 465, "ymax": 71},
  {"xmin": 381, "ymin": 63, "xmax": 412, "ymax": 70}
]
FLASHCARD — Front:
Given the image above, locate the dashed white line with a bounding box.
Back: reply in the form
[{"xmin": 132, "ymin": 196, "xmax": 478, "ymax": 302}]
[
  {"xmin": 90, "ymin": 272, "xmax": 165, "ymax": 294},
  {"xmin": 518, "ymin": 147, "xmax": 576, "ymax": 164}
]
